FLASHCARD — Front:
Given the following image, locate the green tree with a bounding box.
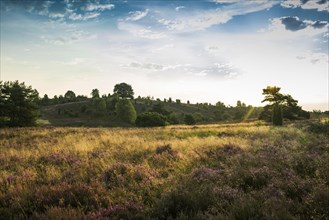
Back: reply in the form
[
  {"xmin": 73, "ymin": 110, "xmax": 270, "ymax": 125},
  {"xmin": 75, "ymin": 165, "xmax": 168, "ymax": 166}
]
[
  {"xmin": 93, "ymin": 98, "xmax": 107, "ymax": 116},
  {"xmin": 0, "ymin": 81, "xmax": 39, "ymax": 127},
  {"xmin": 64, "ymin": 90, "xmax": 76, "ymax": 102},
  {"xmin": 40, "ymin": 94, "xmax": 50, "ymax": 106},
  {"xmin": 106, "ymin": 94, "xmax": 119, "ymax": 114},
  {"xmin": 261, "ymin": 86, "xmax": 285, "ymax": 105},
  {"xmin": 214, "ymin": 101, "xmax": 228, "ymax": 121},
  {"xmin": 260, "ymin": 86, "xmax": 308, "ymax": 122},
  {"xmin": 234, "ymin": 100, "xmax": 247, "ymax": 120},
  {"xmin": 113, "ymin": 83, "xmax": 134, "ymax": 99},
  {"xmin": 91, "ymin": 89, "xmax": 100, "ymax": 99},
  {"xmin": 115, "ymin": 99, "xmax": 137, "ymax": 124}
]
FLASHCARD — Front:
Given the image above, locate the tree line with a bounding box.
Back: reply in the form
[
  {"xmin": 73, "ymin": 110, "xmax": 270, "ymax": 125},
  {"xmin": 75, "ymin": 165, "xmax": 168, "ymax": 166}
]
[{"xmin": 0, "ymin": 81, "xmax": 313, "ymax": 127}]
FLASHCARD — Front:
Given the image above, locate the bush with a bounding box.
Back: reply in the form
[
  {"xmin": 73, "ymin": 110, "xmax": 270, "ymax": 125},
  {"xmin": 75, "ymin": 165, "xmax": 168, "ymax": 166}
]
[
  {"xmin": 135, "ymin": 112, "xmax": 166, "ymax": 127},
  {"xmin": 184, "ymin": 114, "xmax": 196, "ymax": 125},
  {"xmin": 308, "ymin": 121, "xmax": 329, "ymax": 135}
]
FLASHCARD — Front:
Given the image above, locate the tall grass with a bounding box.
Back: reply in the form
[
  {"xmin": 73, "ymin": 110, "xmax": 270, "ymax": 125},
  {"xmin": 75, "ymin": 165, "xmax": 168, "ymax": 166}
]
[{"xmin": 0, "ymin": 121, "xmax": 328, "ymax": 219}]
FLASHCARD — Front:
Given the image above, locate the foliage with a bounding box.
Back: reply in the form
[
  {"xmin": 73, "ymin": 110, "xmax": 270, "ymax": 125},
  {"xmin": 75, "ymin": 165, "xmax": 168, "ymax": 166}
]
[
  {"xmin": 92, "ymin": 98, "xmax": 107, "ymax": 116},
  {"xmin": 308, "ymin": 121, "xmax": 329, "ymax": 134},
  {"xmin": 0, "ymin": 80, "xmax": 39, "ymax": 127},
  {"xmin": 272, "ymin": 104, "xmax": 283, "ymax": 126},
  {"xmin": 106, "ymin": 94, "xmax": 119, "ymax": 114},
  {"xmin": 261, "ymin": 86, "xmax": 309, "ymax": 121},
  {"xmin": 184, "ymin": 114, "xmax": 196, "ymax": 125},
  {"xmin": 91, "ymin": 89, "xmax": 100, "ymax": 99},
  {"xmin": 115, "ymin": 99, "xmax": 137, "ymax": 124},
  {"xmin": 135, "ymin": 112, "xmax": 167, "ymax": 127},
  {"xmin": 113, "ymin": 83, "xmax": 134, "ymax": 99},
  {"xmin": 151, "ymin": 102, "xmax": 170, "ymax": 116},
  {"xmin": 261, "ymin": 86, "xmax": 285, "ymax": 104},
  {"xmin": 64, "ymin": 90, "xmax": 76, "ymax": 101}
]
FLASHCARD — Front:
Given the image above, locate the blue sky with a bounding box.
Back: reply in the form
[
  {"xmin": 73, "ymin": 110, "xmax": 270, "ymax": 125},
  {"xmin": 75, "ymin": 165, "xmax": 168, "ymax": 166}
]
[{"xmin": 1, "ymin": 0, "xmax": 328, "ymax": 110}]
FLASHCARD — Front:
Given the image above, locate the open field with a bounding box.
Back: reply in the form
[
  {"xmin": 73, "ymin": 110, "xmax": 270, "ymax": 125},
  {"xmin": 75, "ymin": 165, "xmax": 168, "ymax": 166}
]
[{"xmin": 1, "ymin": 121, "xmax": 328, "ymax": 219}]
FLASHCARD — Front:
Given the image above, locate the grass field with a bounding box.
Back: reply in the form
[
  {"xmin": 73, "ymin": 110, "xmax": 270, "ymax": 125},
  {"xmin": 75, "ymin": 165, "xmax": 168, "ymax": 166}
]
[{"xmin": 1, "ymin": 121, "xmax": 328, "ymax": 219}]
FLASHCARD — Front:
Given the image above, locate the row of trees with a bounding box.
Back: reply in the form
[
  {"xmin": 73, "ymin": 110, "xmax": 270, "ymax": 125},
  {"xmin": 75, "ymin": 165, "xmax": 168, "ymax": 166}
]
[{"xmin": 0, "ymin": 80, "xmax": 312, "ymax": 127}]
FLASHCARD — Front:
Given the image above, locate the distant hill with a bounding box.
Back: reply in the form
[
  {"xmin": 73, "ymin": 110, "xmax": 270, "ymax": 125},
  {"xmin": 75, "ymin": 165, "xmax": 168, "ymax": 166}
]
[{"xmin": 40, "ymin": 98, "xmax": 262, "ymax": 127}]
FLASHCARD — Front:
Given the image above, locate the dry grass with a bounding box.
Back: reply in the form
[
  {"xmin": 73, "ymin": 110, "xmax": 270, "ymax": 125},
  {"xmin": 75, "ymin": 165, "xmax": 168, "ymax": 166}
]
[{"xmin": 0, "ymin": 121, "xmax": 328, "ymax": 219}]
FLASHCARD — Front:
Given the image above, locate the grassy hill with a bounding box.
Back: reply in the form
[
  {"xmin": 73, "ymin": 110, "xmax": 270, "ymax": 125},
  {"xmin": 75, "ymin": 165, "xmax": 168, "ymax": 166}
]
[
  {"xmin": 39, "ymin": 99, "xmax": 262, "ymax": 127},
  {"xmin": 0, "ymin": 121, "xmax": 328, "ymax": 219}
]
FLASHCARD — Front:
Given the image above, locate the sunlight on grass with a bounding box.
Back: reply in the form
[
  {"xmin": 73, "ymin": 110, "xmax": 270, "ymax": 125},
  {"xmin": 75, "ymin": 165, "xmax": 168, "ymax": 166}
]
[{"xmin": 0, "ymin": 122, "xmax": 328, "ymax": 219}]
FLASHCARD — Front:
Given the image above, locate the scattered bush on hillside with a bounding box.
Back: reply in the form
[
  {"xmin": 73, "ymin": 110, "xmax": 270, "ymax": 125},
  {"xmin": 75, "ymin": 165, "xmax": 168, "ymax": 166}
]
[
  {"xmin": 168, "ymin": 113, "xmax": 180, "ymax": 124},
  {"xmin": 184, "ymin": 114, "xmax": 196, "ymax": 125},
  {"xmin": 135, "ymin": 112, "xmax": 167, "ymax": 127}
]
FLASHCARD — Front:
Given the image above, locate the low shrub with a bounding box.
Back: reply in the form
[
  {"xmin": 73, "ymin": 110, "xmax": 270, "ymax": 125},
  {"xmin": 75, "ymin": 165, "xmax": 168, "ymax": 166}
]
[
  {"xmin": 308, "ymin": 121, "xmax": 329, "ymax": 134},
  {"xmin": 135, "ymin": 112, "xmax": 167, "ymax": 127}
]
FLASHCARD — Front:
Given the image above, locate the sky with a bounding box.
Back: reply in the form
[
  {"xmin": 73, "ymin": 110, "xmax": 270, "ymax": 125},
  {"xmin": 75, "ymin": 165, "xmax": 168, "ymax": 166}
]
[{"xmin": 0, "ymin": 0, "xmax": 328, "ymax": 110}]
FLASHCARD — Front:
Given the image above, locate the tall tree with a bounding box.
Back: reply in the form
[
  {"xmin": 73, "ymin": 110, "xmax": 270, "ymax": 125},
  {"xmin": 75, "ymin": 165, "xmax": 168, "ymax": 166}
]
[
  {"xmin": 113, "ymin": 83, "xmax": 134, "ymax": 99},
  {"xmin": 260, "ymin": 86, "xmax": 308, "ymax": 122},
  {"xmin": 115, "ymin": 99, "xmax": 137, "ymax": 124},
  {"xmin": 64, "ymin": 90, "xmax": 76, "ymax": 101},
  {"xmin": 0, "ymin": 81, "xmax": 39, "ymax": 127},
  {"xmin": 91, "ymin": 89, "xmax": 100, "ymax": 99}
]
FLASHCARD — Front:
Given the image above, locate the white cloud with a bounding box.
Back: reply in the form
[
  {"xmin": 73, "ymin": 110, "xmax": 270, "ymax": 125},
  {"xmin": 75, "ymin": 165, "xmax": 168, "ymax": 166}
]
[
  {"xmin": 84, "ymin": 3, "xmax": 115, "ymax": 11},
  {"xmin": 39, "ymin": 21, "xmax": 97, "ymax": 45},
  {"xmin": 117, "ymin": 22, "xmax": 166, "ymax": 39},
  {"xmin": 68, "ymin": 12, "xmax": 101, "ymax": 21},
  {"xmin": 261, "ymin": 17, "xmax": 329, "ymax": 39},
  {"xmin": 281, "ymin": 0, "xmax": 329, "ymax": 12},
  {"xmin": 126, "ymin": 9, "xmax": 149, "ymax": 21},
  {"xmin": 158, "ymin": 1, "xmax": 278, "ymax": 32},
  {"xmin": 122, "ymin": 60, "xmax": 239, "ymax": 79},
  {"xmin": 175, "ymin": 6, "xmax": 185, "ymax": 11}
]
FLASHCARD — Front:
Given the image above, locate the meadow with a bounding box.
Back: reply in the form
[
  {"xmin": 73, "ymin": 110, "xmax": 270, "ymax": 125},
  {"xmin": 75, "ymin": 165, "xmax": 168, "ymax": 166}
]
[{"xmin": 0, "ymin": 121, "xmax": 328, "ymax": 219}]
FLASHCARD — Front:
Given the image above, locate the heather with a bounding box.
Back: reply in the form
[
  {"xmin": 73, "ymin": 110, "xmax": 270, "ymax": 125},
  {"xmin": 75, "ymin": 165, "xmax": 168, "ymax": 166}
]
[{"xmin": 0, "ymin": 121, "xmax": 328, "ymax": 219}]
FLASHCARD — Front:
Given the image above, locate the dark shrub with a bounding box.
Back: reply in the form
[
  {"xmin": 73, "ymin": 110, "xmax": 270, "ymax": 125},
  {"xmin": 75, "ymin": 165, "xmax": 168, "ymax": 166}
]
[
  {"xmin": 184, "ymin": 114, "xmax": 196, "ymax": 125},
  {"xmin": 308, "ymin": 121, "xmax": 329, "ymax": 134},
  {"xmin": 135, "ymin": 112, "xmax": 166, "ymax": 127},
  {"xmin": 156, "ymin": 144, "xmax": 174, "ymax": 155}
]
